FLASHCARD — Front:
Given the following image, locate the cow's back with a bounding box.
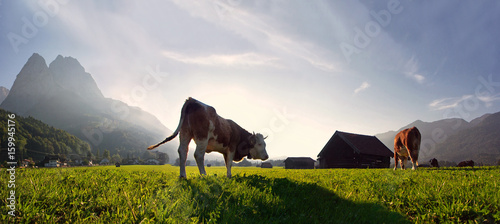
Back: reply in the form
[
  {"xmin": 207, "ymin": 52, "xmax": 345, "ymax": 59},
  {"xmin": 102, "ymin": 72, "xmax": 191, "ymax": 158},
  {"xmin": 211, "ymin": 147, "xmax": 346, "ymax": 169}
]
[{"xmin": 183, "ymin": 99, "xmax": 219, "ymax": 139}]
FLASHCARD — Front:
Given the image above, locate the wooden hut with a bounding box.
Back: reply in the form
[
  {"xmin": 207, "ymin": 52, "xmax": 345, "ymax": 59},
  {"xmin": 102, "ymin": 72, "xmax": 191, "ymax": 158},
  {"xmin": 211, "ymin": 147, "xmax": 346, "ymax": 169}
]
[
  {"xmin": 284, "ymin": 157, "xmax": 315, "ymax": 169},
  {"xmin": 261, "ymin": 162, "xmax": 273, "ymax": 168},
  {"xmin": 317, "ymin": 131, "xmax": 393, "ymax": 168}
]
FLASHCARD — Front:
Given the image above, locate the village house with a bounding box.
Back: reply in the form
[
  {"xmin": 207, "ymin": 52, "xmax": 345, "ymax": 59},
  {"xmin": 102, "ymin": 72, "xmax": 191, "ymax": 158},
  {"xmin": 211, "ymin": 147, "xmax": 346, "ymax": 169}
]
[
  {"xmin": 22, "ymin": 159, "xmax": 34, "ymax": 167},
  {"xmin": 41, "ymin": 155, "xmax": 61, "ymax": 167},
  {"xmin": 100, "ymin": 158, "xmax": 110, "ymax": 165},
  {"xmin": 317, "ymin": 131, "xmax": 393, "ymax": 168}
]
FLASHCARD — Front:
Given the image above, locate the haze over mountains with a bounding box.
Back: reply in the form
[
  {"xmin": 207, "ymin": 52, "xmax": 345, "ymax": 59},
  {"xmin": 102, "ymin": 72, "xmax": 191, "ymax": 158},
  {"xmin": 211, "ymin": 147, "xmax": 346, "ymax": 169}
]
[
  {"xmin": 1, "ymin": 53, "xmax": 175, "ymax": 159},
  {"xmin": 376, "ymin": 112, "xmax": 500, "ymax": 165},
  {"xmin": 0, "ymin": 86, "xmax": 9, "ymax": 104},
  {"xmin": 1, "ymin": 53, "xmax": 499, "ymax": 165}
]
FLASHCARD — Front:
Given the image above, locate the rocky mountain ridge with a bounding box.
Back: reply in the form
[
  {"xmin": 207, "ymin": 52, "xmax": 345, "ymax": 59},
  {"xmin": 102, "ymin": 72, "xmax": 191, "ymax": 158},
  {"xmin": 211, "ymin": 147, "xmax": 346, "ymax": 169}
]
[{"xmin": 0, "ymin": 53, "xmax": 175, "ymax": 158}]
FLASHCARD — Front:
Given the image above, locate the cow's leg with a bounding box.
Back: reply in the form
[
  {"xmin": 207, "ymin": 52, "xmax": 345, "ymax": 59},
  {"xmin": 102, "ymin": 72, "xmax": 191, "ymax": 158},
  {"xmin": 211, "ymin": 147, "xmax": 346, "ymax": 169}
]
[
  {"xmin": 224, "ymin": 152, "xmax": 235, "ymax": 178},
  {"xmin": 400, "ymin": 157, "xmax": 407, "ymax": 170},
  {"xmin": 194, "ymin": 139, "xmax": 208, "ymax": 176},
  {"xmin": 407, "ymin": 149, "xmax": 418, "ymax": 170},
  {"xmin": 394, "ymin": 152, "xmax": 399, "ymax": 170},
  {"xmin": 409, "ymin": 156, "xmax": 417, "ymax": 170},
  {"xmin": 178, "ymin": 133, "xmax": 191, "ymax": 178}
]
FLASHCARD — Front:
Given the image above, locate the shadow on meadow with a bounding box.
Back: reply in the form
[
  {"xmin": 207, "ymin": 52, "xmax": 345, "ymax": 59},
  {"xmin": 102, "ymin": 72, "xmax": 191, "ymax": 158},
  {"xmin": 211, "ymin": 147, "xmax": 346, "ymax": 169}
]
[{"xmin": 181, "ymin": 174, "xmax": 410, "ymax": 223}]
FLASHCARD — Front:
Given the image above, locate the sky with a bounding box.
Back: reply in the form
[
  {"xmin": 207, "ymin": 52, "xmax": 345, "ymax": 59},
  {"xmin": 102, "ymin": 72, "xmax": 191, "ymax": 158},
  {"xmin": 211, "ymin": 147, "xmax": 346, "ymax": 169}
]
[{"xmin": 1, "ymin": 0, "xmax": 500, "ymax": 159}]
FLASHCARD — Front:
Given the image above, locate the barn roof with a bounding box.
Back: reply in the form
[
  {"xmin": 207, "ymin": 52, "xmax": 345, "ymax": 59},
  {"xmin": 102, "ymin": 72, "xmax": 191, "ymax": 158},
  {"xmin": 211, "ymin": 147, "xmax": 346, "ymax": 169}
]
[{"xmin": 318, "ymin": 131, "xmax": 393, "ymax": 158}]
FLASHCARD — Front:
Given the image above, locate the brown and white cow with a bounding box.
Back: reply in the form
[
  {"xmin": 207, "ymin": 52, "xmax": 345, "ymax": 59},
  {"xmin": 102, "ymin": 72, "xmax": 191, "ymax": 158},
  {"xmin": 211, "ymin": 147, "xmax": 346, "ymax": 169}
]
[
  {"xmin": 394, "ymin": 126, "xmax": 421, "ymax": 170},
  {"xmin": 147, "ymin": 97, "xmax": 269, "ymax": 178}
]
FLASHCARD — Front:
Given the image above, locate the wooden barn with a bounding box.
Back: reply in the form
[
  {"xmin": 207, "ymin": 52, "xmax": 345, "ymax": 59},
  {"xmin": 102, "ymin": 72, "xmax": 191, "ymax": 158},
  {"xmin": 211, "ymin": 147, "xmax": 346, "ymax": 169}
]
[
  {"xmin": 317, "ymin": 131, "xmax": 393, "ymax": 168},
  {"xmin": 284, "ymin": 157, "xmax": 316, "ymax": 169},
  {"xmin": 261, "ymin": 162, "xmax": 273, "ymax": 168}
]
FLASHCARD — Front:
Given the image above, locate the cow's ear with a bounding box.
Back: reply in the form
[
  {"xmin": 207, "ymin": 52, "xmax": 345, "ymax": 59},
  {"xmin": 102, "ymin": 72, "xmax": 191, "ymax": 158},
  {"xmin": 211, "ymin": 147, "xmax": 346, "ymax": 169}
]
[{"xmin": 248, "ymin": 135, "xmax": 257, "ymax": 145}]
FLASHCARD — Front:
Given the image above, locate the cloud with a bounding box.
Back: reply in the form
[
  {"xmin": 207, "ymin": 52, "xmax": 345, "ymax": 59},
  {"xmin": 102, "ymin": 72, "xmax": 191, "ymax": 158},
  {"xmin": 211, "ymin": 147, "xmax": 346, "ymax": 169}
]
[
  {"xmin": 404, "ymin": 56, "xmax": 426, "ymax": 84},
  {"xmin": 477, "ymin": 93, "xmax": 500, "ymax": 107},
  {"xmin": 354, "ymin": 81, "xmax": 371, "ymax": 94},
  {"xmin": 429, "ymin": 95, "xmax": 473, "ymax": 111},
  {"xmin": 429, "ymin": 93, "xmax": 500, "ymax": 111},
  {"xmin": 162, "ymin": 51, "xmax": 279, "ymax": 67},
  {"xmin": 169, "ymin": 0, "xmax": 341, "ymax": 73}
]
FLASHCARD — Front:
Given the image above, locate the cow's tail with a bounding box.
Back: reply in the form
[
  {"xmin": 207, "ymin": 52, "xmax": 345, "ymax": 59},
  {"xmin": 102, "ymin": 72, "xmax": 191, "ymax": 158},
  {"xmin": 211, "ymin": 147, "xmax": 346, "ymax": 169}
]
[{"xmin": 147, "ymin": 98, "xmax": 191, "ymax": 150}]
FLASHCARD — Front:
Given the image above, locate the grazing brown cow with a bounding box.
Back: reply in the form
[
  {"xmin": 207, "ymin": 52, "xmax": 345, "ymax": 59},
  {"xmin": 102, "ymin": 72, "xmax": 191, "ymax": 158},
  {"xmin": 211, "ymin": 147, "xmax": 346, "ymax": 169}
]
[
  {"xmin": 457, "ymin": 160, "xmax": 474, "ymax": 167},
  {"xmin": 430, "ymin": 158, "xmax": 439, "ymax": 168},
  {"xmin": 147, "ymin": 97, "xmax": 269, "ymax": 178},
  {"xmin": 394, "ymin": 127, "xmax": 421, "ymax": 170}
]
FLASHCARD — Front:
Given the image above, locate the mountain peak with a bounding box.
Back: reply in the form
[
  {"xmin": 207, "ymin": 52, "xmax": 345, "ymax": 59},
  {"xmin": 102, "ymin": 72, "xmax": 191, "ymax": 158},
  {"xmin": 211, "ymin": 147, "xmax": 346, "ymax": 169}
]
[
  {"xmin": 30, "ymin": 52, "xmax": 44, "ymax": 61},
  {"xmin": 0, "ymin": 53, "xmax": 55, "ymax": 114},
  {"xmin": 50, "ymin": 55, "xmax": 85, "ymax": 73},
  {"xmin": 20, "ymin": 53, "xmax": 49, "ymax": 77},
  {"xmin": 49, "ymin": 54, "xmax": 103, "ymax": 99}
]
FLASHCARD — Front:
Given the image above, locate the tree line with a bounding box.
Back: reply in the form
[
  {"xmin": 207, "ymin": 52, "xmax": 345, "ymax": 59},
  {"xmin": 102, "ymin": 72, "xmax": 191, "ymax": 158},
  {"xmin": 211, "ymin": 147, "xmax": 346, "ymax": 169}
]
[{"xmin": 0, "ymin": 109, "xmax": 91, "ymax": 163}]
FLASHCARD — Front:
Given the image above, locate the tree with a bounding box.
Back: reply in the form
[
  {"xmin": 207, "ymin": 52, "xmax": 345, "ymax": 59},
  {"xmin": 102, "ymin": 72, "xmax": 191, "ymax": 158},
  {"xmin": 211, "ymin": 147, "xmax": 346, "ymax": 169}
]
[
  {"xmin": 111, "ymin": 153, "xmax": 121, "ymax": 163},
  {"xmin": 87, "ymin": 151, "xmax": 93, "ymax": 160},
  {"xmin": 103, "ymin": 149, "xmax": 110, "ymax": 160},
  {"xmin": 158, "ymin": 152, "xmax": 169, "ymax": 165},
  {"xmin": 96, "ymin": 148, "xmax": 100, "ymax": 160}
]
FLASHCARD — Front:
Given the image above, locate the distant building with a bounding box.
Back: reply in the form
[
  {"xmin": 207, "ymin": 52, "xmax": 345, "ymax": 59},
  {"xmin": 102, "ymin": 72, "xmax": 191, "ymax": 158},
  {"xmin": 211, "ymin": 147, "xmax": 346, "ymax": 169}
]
[
  {"xmin": 261, "ymin": 162, "xmax": 273, "ymax": 168},
  {"xmin": 284, "ymin": 157, "xmax": 315, "ymax": 169},
  {"xmin": 100, "ymin": 158, "xmax": 110, "ymax": 165},
  {"xmin": 41, "ymin": 155, "xmax": 61, "ymax": 167},
  {"xmin": 317, "ymin": 131, "xmax": 393, "ymax": 168},
  {"xmin": 22, "ymin": 159, "xmax": 34, "ymax": 167},
  {"xmin": 145, "ymin": 159, "xmax": 160, "ymax": 165}
]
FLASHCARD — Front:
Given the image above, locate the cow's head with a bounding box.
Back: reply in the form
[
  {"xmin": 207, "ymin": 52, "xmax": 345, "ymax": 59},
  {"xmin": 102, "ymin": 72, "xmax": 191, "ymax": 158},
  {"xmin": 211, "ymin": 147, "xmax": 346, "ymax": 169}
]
[{"xmin": 238, "ymin": 132, "xmax": 269, "ymax": 161}]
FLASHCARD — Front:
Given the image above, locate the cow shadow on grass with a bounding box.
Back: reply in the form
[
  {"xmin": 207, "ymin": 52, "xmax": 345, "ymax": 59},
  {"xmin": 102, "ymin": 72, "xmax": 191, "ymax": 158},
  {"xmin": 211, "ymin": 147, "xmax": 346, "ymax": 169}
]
[{"xmin": 181, "ymin": 174, "xmax": 410, "ymax": 224}]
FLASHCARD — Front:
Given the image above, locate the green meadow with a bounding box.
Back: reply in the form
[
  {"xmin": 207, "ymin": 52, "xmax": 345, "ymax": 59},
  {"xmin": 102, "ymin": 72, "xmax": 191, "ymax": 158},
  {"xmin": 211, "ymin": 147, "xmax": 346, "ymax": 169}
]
[{"xmin": 1, "ymin": 165, "xmax": 499, "ymax": 223}]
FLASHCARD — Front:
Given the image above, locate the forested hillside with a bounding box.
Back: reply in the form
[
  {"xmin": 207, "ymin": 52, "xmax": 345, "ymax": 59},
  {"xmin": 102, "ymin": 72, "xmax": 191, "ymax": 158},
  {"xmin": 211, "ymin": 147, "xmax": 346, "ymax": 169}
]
[{"xmin": 0, "ymin": 109, "xmax": 91, "ymax": 162}]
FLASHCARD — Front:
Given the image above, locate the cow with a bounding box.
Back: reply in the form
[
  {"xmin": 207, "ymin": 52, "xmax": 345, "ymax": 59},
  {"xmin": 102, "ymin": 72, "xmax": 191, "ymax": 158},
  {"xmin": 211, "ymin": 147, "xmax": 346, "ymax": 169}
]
[
  {"xmin": 430, "ymin": 158, "xmax": 439, "ymax": 168},
  {"xmin": 457, "ymin": 160, "xmax": 474, "ymax": 168},
  {"xmin": 394, "ymin": 126, "xmax": 421, "ymax": 170},
  {"xmin": 147, "ymin": 97, "xmax": 269, "ymax": 178}
]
